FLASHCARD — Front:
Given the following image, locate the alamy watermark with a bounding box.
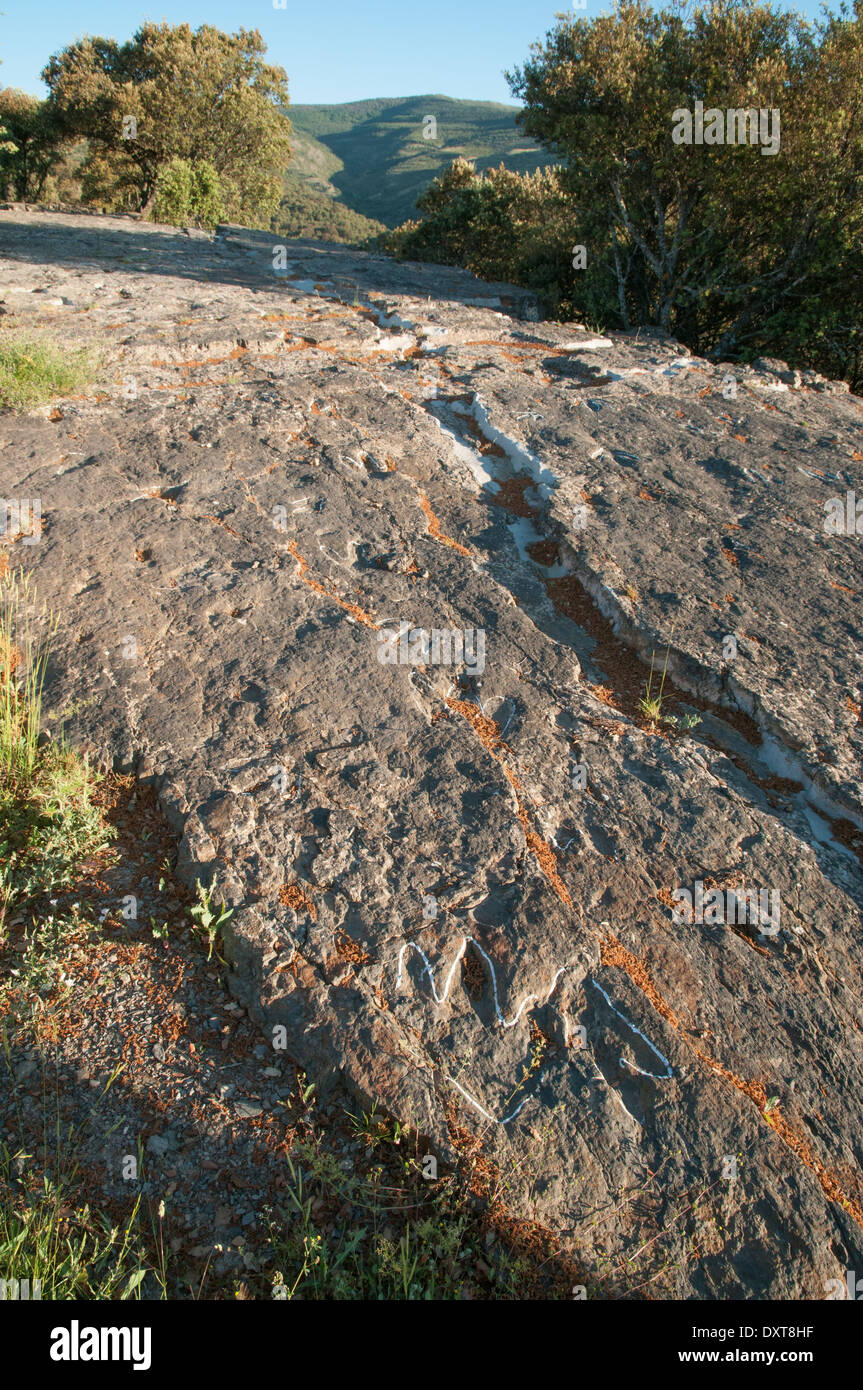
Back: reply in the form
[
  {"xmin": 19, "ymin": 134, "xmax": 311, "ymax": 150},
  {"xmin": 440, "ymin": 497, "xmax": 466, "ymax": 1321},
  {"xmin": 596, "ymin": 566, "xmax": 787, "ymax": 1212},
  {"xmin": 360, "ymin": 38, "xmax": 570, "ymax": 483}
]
[
  {"xmin": 672, "ymin": 101, "xmax": 780, "ymax": 156},
  {"xmin": 824, "ymin": 1270, "xmax": 863, "ymax": 1299},
  {"xmin": 824, "ymin": 491, "xmax": 862, "ymax": 536},
  {"xmin": 50, "ymin": 1322, "xmax": 151, "ymax": 1370},
  {"xmin": 377, "ymin": 622, "xmax": 485, "ymax": 675},
  {"xmin": 1, "ymin": 498, "xmax": 41, "ymax": 543},
  {"xmin": 0, "ymin": 1278, "xmax": 41, "ymax": 1299},
  {"xmin": 672, "ymin": 880, "xmax": 781, "ymax": 935}
]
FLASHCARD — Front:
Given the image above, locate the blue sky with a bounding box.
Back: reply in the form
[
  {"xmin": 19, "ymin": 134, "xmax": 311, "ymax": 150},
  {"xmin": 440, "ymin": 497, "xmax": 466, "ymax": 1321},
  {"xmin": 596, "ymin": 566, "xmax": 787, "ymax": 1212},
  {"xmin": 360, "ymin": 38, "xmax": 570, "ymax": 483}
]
[{"xmin": 0, "ymin": 0, "xmax": 844, "ymax": 106}]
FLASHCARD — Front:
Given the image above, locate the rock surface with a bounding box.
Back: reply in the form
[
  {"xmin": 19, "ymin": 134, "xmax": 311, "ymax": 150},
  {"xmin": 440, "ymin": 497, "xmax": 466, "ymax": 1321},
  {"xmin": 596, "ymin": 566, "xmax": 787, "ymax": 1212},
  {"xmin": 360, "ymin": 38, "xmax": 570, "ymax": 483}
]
[{"xmin": 2, "ymin": 209, "xmax": 863, "ymax": 1299}]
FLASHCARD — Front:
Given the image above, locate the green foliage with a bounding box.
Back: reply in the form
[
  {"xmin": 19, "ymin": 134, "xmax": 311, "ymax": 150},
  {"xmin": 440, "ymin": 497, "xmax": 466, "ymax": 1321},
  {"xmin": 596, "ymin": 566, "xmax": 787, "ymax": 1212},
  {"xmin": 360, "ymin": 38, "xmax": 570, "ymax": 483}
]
[
  {"xmin": 0, "ymin": 89, "xmax": 63, "ymax": 200},
  {"xmin": 264, "ymin": 1142, "xmax": 527, "ymax": 1300},
  {"xmin": 0, "ymin": 335, "xmax": 99, "ymax": 412},
  {"xmin": 153, "ymin": 158, "xmax": 225, "ymax": 230},
  {"xmin": 639, "ymin": 645, "xmax": 673, "ymax": 725},
  {"xmin": 288, "ymin": 95, "xmax": 558, "ymax": 227},
  {"xmin": 389, "ymin": 1, "xmax": 863, "ymax": 390},
  {"xmin": 32, "ymin": 139, "xmax": 88, "ymax": 208},
  {"xmin": 0, "ymin": 1144, "xmax": 154, "ymax": 1300},
  {"xmin": 276, "ymin": 176, "xmax": 385, "ymax": 244},
  {"xmin": 189, "ymin": 877, "xmax": 234, "ymax": 961},
  {"xmin": 507, "ymin": 0, "xmax": 863, "ymax": 385},
  {"xmin": 382, "ymin": 159, "xmax": 580, "ymax": 316},
  {"xmin": 42, "ymin": 23, "xmax": 291, "ymax": 227},
  {"xmin": 0, "ymin": 569, "xmax": 113, "ymax": 940}
]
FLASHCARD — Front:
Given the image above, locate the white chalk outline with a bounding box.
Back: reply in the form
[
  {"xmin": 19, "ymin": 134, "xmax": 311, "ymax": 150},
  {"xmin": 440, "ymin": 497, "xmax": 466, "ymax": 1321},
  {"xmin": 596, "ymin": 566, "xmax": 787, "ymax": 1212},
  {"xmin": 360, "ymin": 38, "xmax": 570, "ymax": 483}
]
[
  {"xmin": 589, "ymin": 978, "xmax": 673, "ymax": 1079},
  {"xmin": 446, "ymin": 1074, "xmax": 532, "ymax": 1126},
  {"xmin": 396, "ymin": 936, "xmax": 571, "ymax": 1125},
  {"xmin": 395, "ymin": 936, "xmax": 570, "ymax": 1027},
  {"xmin": 394, "ymin": 938, "xmax": 674, "ymax": 1126}
]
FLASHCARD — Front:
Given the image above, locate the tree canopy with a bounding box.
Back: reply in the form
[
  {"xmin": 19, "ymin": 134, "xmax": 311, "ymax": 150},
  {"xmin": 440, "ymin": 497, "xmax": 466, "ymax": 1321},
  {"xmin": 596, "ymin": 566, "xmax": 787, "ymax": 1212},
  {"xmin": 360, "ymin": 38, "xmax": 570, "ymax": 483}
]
[
  {"xmin": 505, "ymin": 0, "xmax": 862, "ymax": 375},
  {"xmin": 388, "ymin": 0, "xmax": 862, "ymax": 389},
  {"xmin": 0, "ymin": 89, "xmax": 63, "ymax": 201},
  {"xmin": 42, "ymin": 23, "xmax": 292, "ymax": 225}
]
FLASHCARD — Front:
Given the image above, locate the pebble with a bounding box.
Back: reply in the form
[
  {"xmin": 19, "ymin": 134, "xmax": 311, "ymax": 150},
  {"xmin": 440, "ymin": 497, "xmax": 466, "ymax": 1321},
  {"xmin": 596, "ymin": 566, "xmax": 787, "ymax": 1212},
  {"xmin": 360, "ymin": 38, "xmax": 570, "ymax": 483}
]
[{"xmin": 234, "ymin": 1100, "xmax": 263, "ymax": 1119}]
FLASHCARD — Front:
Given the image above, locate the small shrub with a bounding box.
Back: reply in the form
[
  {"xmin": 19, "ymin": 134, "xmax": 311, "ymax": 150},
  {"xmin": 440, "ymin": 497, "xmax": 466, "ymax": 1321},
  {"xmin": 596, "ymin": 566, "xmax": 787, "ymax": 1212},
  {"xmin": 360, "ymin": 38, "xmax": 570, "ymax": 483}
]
[{"xmin": 152, "ymin": 157, "xmax": 225, "ymax": 230}]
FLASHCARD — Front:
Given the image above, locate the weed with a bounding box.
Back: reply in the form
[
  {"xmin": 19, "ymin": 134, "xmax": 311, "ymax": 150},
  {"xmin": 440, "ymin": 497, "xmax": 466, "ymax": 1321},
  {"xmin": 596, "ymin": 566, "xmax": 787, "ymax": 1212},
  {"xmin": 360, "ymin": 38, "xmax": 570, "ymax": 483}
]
[
  {"xmin": 0, "ymin": 1140, "xmax": 159, "ymax": 1299},
  {"xmin": 189, "ymin": 876, "xmax": 234, "ymax": 960},
  {"xmin": 639, "ymin": 636, "xmax": 678, "ymax": 725},
  {"xmin": 0, "ymin": 568, "xmax": 56, "ymax": 778},
  {"xmin": 661, "ymin": 712, "xmax": 702, "ymax": 731},
  {"xmin": 263, "ymin": 1146, "xmax": 476, "ymax": 1300},
  {"xmin": 150, "ymin": 917, "xmax": 170, "ymax": 943},
  {"xmin": 0, "ymin": 335, "xmax": 100, "ymax": 412},
  {"xmin": 348, "ymin": 1102, "xmax": 404, "ymax": 1151},
  {"xmin": 0, "ymin": 570, "xmax": 112, "ymax": 940}
]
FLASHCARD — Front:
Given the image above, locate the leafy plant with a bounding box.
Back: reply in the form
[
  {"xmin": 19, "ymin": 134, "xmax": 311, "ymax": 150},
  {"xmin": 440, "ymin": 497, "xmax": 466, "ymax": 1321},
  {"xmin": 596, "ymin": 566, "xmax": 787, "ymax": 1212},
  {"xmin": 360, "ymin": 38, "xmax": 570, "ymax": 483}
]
[
  {"xmin": 264, "ymin": 1146, "xmax": 476, "ymax": 1301},
  {"xmin": 150, "ymin": 917, "xmax": 170, "ymax": 943},
  {"xmin": 153, "ymin": 157, "xmax": 224, "ymax": 231},
  {"xmin": 0, "ymin": 570, "xmax": 111, "ymax": 941},
  {"xmin": 0, "ymin": 1147, "xmax": 154, "ymax": 1299},
  {"xmin": 189, "ymin": 876, "xmax": 234, "ymax": 960},
  {"xmin": 661, "ymin": 711, "xmax": 702, "ymax": 731},
  {"xmin": 348, "ymin": 1102, "xmax": 404, "ymax": 1150},
  {"xmin": 0, "ymin": 568, "xmax": 53, "ymax": 776}
]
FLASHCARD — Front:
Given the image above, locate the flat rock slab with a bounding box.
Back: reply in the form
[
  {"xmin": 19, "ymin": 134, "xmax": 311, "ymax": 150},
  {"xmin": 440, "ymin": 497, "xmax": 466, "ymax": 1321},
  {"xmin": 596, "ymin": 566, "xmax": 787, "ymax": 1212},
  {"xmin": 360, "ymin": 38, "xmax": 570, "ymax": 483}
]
[{"xmin": 2, "ymin": 210, "xmax": 862, "ymax": 1299}]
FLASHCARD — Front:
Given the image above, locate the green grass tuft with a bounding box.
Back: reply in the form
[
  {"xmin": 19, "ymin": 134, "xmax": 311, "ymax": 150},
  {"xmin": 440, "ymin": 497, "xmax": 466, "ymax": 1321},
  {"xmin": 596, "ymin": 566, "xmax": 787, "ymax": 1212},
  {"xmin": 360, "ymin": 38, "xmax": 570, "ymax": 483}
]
[
  {"xmin": 0, "ymin": 1140, "xmax": 156, "ymax": 1300},
  {"xmin": 0, "ymin": 336, "xmax": 100, "ymax": 412},
  {"xmin": 0, "ymin": 566, "xmax": 112, "ymax": 940}
]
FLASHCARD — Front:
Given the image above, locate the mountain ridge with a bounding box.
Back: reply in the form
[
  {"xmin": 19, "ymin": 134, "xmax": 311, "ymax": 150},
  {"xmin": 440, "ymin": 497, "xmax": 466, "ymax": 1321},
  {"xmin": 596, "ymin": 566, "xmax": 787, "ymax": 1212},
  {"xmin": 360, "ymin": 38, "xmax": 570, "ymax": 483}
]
[{"xmin": 284, "ymin": 94, "xmax": 558, "ymax": 227}]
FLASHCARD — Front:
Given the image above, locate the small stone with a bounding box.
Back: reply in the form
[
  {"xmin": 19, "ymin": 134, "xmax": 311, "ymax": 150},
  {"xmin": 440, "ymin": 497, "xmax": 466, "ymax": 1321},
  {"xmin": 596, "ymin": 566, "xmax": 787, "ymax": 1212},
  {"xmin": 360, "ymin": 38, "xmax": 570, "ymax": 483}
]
[{"xmin": 234, "ymin": 1100, "xmax": 263, "ymax": 1119}]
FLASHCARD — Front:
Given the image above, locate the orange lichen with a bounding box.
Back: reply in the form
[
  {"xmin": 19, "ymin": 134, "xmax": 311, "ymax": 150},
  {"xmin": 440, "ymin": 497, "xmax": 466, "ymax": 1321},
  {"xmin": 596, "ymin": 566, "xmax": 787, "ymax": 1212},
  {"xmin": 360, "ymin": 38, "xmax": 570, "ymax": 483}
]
[
  {"xmin": 446, "ymin": 697, "xmax": 507, "ymax": 757},
  {"xmin": 279, "ymin": 882, "xmax": 317, "ymax": 920},
  {"xmin": 600, "ymin": 931, "xmax": 863, "ymax": 1229},
  {"xmin": 334, "ymin": 930, "xmax": 372, "ymax": 965},
  {"xmin": 445, "ymin": 700, "xmax": 572, "ymax": 907},
  {"xmin": 418, "ymin": 494, "xmax": 471, "ymax": 557},
  {"xmin": 486, "ymin": 476, "xmax": 538, "ymax": 519},
  {"xmin": 287, "ymin": 541, "xmax": 378, "ymax": 628}
]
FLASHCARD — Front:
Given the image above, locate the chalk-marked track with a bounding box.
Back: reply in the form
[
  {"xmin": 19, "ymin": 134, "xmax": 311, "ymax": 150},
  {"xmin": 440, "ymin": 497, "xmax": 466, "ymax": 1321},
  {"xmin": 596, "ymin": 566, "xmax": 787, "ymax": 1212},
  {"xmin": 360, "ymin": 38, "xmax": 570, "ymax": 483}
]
[
  {"xmin": 445, "ymin": 1075, "xmax": 533, "ymax": 1126},
  {"xmin": 590, "ymin": 979, "xmax": 673, "ymax": 1079},
  {"xmin": 395, "ymin": 936, "xmax": 570, "ymax": 1027},
  {"xmin": 394, "ymin": 938, "xmax": 674, "ymax": 1125}
]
